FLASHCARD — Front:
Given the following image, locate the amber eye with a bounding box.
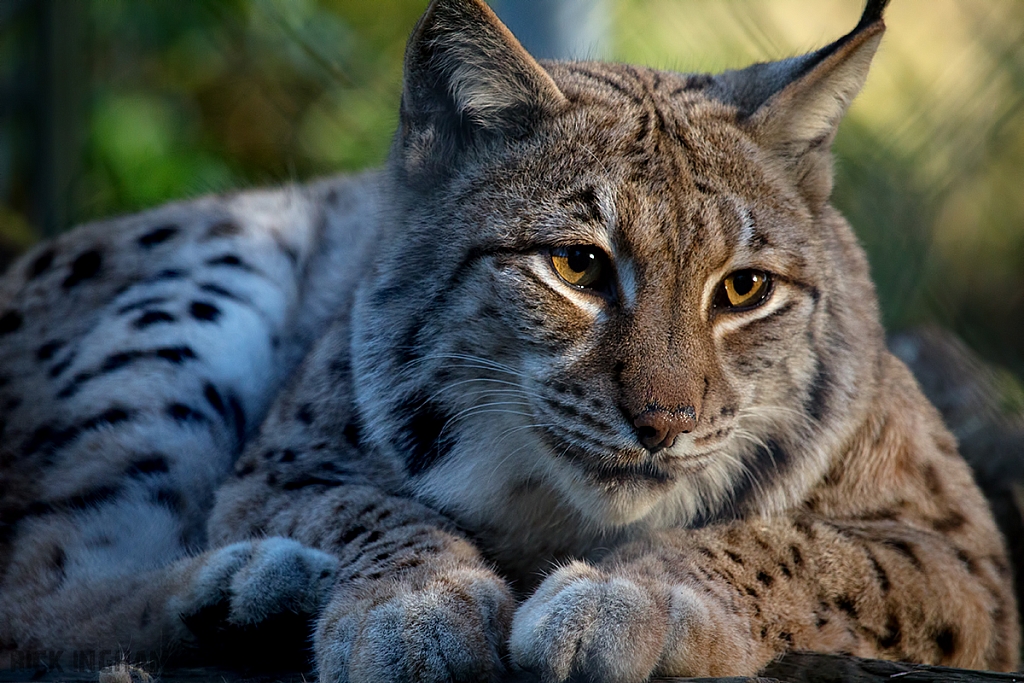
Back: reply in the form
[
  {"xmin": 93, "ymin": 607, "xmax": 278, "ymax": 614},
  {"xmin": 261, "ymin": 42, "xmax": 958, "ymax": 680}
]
[
  {"xmin": 550, "ymin": 245, "xmax": 611, "ymax": 291},
  {"xmin": 716, "ymin": 270, "xmax": 772, "ymax": 311}
]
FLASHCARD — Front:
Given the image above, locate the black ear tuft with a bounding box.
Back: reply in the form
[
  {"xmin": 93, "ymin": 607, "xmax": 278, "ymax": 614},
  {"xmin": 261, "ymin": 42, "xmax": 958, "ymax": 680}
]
[
  {"xmin": 706, "ymin": 1, "xmax": 889, "ymax": 207},
  {"xmin": 856, "ymin": 0, "xmax": 891, "ymax": 32}
]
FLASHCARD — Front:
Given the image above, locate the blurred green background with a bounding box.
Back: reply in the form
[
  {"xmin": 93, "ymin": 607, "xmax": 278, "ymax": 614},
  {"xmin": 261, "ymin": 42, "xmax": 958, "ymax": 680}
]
[{"xmin": 0, "ymin": 0, "xmax": 1022, "ymax": 378}]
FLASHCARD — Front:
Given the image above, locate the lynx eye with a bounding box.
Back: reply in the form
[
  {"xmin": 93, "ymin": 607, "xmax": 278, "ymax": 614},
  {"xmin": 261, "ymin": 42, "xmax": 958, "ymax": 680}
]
[
  {"xmin": 716, "ymin": 269, "xmax": 772, "ymax": 311},
  {"xmin": 550, "ymin": 245, "xmax": 610, "ymax": 291}
]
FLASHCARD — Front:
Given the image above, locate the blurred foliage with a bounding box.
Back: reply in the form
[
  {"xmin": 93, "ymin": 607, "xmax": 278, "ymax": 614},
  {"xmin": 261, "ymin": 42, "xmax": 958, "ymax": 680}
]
[{"xmin": 0, "ymin": 0, "xmax": 1022, "ymax": 375}]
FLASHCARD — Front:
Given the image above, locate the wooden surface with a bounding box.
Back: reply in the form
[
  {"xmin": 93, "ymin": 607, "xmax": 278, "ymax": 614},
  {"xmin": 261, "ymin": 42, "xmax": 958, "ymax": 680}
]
[{"xmin": 1, "ymin": 653, "xmax": 1022, "ymax": 683}]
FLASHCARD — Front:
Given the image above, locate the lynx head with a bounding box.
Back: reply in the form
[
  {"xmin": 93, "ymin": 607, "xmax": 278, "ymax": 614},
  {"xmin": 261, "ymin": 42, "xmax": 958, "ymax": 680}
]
[{"xmin": 352, "ymin": 0, "xmax": 890, "ymax": 530}]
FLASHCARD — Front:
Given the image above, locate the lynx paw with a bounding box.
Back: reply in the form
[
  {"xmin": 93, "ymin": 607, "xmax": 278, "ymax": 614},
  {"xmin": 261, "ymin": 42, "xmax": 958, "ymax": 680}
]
[
  {"xmin": 316, "ymin": 566, "xmax": 514, "ymax": 683},
  {"xmin": 509, "ymin": 561, "xmax": 669, "ymax": 683},
  {"xmin": 177, "ymin": 536, "xmax": 339, "ymax": 629}
]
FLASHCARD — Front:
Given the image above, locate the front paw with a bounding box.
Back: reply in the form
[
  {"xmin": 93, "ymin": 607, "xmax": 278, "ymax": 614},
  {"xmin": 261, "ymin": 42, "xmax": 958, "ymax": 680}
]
[
  {"xmin": 174, "ymin": 537, "xmax": 339, "ymax": 667},
  {"xmin": 316, "ymin": 565, "xmax": 514, "ymax": 683},
  {"xmin": 509, "ymin": 561, "xmax": 669, "ymax": 683}
]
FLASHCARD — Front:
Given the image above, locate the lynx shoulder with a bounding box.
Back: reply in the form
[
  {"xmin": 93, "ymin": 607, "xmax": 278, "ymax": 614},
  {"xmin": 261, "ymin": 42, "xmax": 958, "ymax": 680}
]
[{"xmin": 0, "ymin": 0, "xmax": 1017, "ymax": 680}]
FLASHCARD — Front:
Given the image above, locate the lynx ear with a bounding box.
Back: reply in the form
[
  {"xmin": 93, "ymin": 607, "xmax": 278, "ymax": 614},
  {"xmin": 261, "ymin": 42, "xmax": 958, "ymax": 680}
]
[
  {"xmin": 711, "ymin": 0, "xmax": 889, "ymax": 207},
  {"xmin": 396, "ymin": 0, "xmax": 566, "ymax": 181}
]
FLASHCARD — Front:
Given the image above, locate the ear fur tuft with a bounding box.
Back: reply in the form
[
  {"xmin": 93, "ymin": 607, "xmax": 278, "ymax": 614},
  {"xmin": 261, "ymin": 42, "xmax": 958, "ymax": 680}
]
[
  {"xmin": 395, "ymin": 0, "xmax": 565, "ymax": 182},
  {"xmin": 708, "ymin": 0, "xmax": 889, "ymax": 207}
]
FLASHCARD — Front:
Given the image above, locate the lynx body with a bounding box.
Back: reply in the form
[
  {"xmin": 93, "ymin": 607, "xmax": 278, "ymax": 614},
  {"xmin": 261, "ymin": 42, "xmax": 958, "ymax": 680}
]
[{"xmin": 0, "ymin": 1, "xmax": 1017, "ymax": 680}]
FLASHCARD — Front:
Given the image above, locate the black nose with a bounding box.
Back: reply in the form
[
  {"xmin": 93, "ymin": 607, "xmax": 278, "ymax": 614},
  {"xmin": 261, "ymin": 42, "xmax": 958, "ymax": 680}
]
[{"xmin": 633, "ymin": 405, "xmax": 697, "ymax": 451}]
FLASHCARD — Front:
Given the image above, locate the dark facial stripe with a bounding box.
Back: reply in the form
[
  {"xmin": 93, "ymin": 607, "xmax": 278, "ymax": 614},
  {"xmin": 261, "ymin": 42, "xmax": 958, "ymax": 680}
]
[
  {"xmin": 695, "ymin": 438, "xmax": 792, "ymax": 526},
  {"xmin": 804, "ymin": 359, "xmax": 831, "ymax": 423},
  {"xmin": 566, "ymin": 65, "xmax": 645, "ymax": 105},
  {"xmin": 562, "ymin": 186, "xmax": 603, "ymax": 225},
  {"xmin": 396, "ymin": 392, "xmax": 455, "ymax": 476}
]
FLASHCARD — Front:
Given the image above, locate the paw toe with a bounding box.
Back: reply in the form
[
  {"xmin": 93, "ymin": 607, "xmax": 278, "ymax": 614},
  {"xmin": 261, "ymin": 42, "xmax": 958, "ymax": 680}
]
[
  {"xmin": 510, "ymin": 565, "xmax": 666, "ymax": 683},
  {"xmin": 228, "ymin": 537, "xmax": 339, "ymax": 624}
]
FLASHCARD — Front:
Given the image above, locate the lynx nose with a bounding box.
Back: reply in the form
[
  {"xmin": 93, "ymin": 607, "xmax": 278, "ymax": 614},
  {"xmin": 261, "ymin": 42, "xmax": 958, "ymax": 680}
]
[{"xmin": 633, "ymin": 405, "xmax": 697, "ymax": 452}]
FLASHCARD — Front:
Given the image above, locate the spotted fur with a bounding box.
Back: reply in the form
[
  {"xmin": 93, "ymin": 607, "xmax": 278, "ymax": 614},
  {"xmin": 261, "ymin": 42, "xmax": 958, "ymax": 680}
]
[{"xmin": 1, "ymin": 0, "xmax": 1018, "ymax": 681}]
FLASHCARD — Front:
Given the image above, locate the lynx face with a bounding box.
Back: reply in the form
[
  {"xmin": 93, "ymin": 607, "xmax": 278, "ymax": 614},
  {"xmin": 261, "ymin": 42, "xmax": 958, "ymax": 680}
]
[{"xmin": 351, "ymin": 5, "xmax": 885, "ymax": 531}]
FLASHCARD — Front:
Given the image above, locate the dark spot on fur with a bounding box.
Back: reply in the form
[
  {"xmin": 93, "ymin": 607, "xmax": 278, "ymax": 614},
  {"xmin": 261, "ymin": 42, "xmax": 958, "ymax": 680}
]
[
  {"xmin": 835, "ymin": 595, "xmax": 858, "ymax": 618},
  {"xmin": 756, "ymin": 571, "xmax": 773, "ymax": 586},
  {"xmin": 955, "ymin": 549, "xmax": 978, "ymax": 575},
  {"xmin": 887, "ymin": 539, "xmax": 923, "ymax": 570},
  {"xmin": 856, "ymin": 508, "xmax": 900, "ymax": 522},
  {"xmin": 341, "ymin": 420, "xmax": 361, "ymax": 449},
  {"xmin": 697, "ymin": 547, "xmax": 716, "ymax": 559},
  {"xmin": 778, "ymin": 631, "xmax": 793, "ymax": 644},
  {"xmin": 400, "ymin": 393, "xmax": 454, "ymax": 476},
  {"xmin": 744, "ymin": 586, "xmax": 758, "ymax": 597},
  {"xmin": 934, "ymin": 626, "xmax": 958, "ymax": 658},
  {"xmin": 296, "ymin": 404, "xmax": 314, "ymax": 425},
  {"xmin": 50, "ymin": 546, "xmax": 66, "ymax": 575},
  {"xmin": 339, "ymin": 525, "xmax": 368, "ymax": 546},
  {"xmin": 204, "ymin": 383, "xmax": 226, "ymax": 417},
  {"xmin": 126, "ymin": 456, "xmax": 170, "ymax": 476},
  {"xmin": 932, "ymin": 511, "xmax": 966, "ymax": 533},
  {"xmin": 190, "ymin": 301, "xmax": 221, "ymax": 322},
  {"xmin": 62, "ymin": 250, "xmax": 102, "ymax": 288},
  {"xmin": 0, "ymin": 310, "xmax": 23, "ymax": 335},
  {"xmin": 28, "ymin": 248, "xmax": 56, "ymax": 279},
  {"xmin": 563, "ymin": 186, "xmax": 603, "ymax": 224},
  {"xmin": 759, "ymin": 626, "xmax": 768, "ymax": 639},
  {"xmin": 155, "ymin": 487, "xmax": 186, "ymax": 513},
  {"xmin": 138, "ymin": 225, "xmax": 179, "ymax": 248},
  {"xmin": 804, "ymin": 362, "xmax": 831, "ymax": 422},
  {"xmin": 878, "ymin": 612, "xmax": 902, "ymax": 649},
  {"xmin": 236, "ymin": 461, "xmax": 256, "ymax": 476},
  {"xmin": 724, "ymin": 550, "xmax": 744, "ymax": 565},
  {"xmin": 134, "ymin": 311, "xmax": 176, "ymax": 328},
  {"xmin": 35, "ymin": 340, "xmax": 63, "ymax": 362},
  {"xmin": 206, "ymin": 254, "xmax": 251, "ymax": 271},
  {"xmin": 280, "ymin": 449, "xmax": 296, "ymax": 463},
  {"xmin": 789, "ymin": 545, "xmax": 803, "ymax": 566},
  {"xmin": 867, "ymin": 552, "xmax": 891, "ymax": 594},
  {"xmin": 157, "ymin": 347, "xmax": 196, "ymax": 364},
  {"xmin": 779, "ymin": 563, "xmax": 792, "ymax": 578},
  {"xmin": 167, "ymin": 403, "xmax": 206, "ymax": 423}
]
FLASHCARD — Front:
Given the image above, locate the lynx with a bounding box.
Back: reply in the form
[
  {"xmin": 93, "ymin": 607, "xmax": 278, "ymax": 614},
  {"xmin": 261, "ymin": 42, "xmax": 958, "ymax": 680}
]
[{"xmin": 0, "ymin": 0, "xmax": 1017, "ymax": 680}]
